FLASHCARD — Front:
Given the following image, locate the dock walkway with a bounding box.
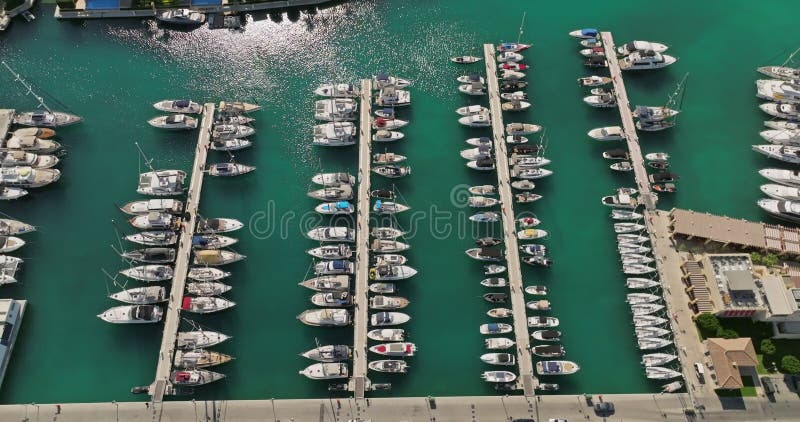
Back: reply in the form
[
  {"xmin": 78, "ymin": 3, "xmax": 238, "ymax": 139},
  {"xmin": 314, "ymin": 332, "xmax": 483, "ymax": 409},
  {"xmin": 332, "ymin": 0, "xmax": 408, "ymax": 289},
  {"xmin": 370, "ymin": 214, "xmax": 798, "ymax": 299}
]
[
  {"xmin": 349, "ymin": 79, "xmax": 373, "ymax": 399},
  {"xmin": 483, "ymin": 44, "xmax": 536, "ymax": 397},
  {"xmin": 149, "ymin": 103, "xmax": 214, "ymax": 402},
  {"xmin": 0, "ymin": 109, "xmax": 14, "ymax": 140},
  {"xmin": 600, "ymin": 32, "xmax": 656, "ymax": 210}
]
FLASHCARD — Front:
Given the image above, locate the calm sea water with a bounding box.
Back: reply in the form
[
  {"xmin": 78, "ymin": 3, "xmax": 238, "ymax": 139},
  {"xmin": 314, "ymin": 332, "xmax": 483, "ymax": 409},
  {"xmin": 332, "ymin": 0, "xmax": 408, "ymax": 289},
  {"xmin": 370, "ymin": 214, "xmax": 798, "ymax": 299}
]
[{"xmin": 0, "ymin": 0, "xmax": 796, "ymax": 404}]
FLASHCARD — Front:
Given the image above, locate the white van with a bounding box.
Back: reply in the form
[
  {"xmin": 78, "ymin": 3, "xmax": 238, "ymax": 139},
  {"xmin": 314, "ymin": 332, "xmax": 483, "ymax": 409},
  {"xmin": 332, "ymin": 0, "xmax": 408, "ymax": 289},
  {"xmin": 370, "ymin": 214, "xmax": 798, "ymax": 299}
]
[{"xmin": 694, "ymin": 362, "xmax": 705, "ymax": 379}]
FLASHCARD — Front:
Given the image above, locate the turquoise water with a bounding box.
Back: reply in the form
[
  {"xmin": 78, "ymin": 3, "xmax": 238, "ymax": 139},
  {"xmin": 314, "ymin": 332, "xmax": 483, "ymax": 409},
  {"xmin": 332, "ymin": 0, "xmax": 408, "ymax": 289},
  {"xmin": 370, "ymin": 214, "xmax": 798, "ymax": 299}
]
[{"xmin": 0, "ymin": 0, "xmax": 797, "ymax": 404}]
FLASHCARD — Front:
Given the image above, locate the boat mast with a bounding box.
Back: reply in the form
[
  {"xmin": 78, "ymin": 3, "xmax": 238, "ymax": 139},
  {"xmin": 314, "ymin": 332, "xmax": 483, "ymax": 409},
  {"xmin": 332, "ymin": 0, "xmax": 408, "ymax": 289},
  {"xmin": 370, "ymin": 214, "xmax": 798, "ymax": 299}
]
[
  {"xmin": 666, "ymin": 73, "xmax": 689, "ymax": 112},
  {"xmin": 1, "ymin": 61, "xmax": 53, "ymax": 113},
  {"xmin": 516, "ymin": 12, "xmax": 527, "ymax": 44},
  {"xmin": 134, "ymin": 141, "xmax": 156, "ymax": 174},
  {"xmin": 781, "ymin": 47, "xmax": 800, "ymax": 68}
]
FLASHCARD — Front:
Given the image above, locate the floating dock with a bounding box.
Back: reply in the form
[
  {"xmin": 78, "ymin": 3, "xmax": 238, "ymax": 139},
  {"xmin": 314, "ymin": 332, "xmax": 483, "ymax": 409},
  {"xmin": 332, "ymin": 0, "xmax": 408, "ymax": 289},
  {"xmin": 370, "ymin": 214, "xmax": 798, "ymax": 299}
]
[
  {"xmin": 484, "ymin": 44, "xmax": 536, "ymax": 397},
  {"xmin": 349, "ymin": 79, "xmax": 373, "ymax": 399},
  {"xmin": 0, "ymin": 110, "xmax": 14, "ymax": 140},
  {"xmin": 149, "ymin": 103, "xmax": 214, "ymax": 402}
]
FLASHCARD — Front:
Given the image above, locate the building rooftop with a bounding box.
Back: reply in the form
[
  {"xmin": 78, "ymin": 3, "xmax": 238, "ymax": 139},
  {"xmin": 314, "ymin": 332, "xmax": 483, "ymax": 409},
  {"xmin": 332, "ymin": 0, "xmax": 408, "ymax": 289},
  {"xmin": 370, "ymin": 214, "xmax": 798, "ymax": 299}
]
[
  {"xmin": 669, "ymin": 208, "xmax": 766, "ymax": 248},
  {"xmin": 706, "ymin": 337, "xmax": 758, "ymax": 389}
]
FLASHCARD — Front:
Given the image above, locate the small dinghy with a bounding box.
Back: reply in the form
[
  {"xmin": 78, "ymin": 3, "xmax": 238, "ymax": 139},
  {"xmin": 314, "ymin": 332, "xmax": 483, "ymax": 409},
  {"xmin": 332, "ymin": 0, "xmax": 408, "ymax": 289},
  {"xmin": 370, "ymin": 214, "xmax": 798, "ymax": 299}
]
[
  {"xmin": 485, "ymin": 337, "xmax": 515, "ymax": 350},
  {"xmin": 207, "ymin": 162, "xmax": 256, "ymax": 177},
  {"xmin": 368, "ymin": 328, "xmax": 405, "ymax": 341},
  {"xmin": 480, "ymin": 323, "xmax": 512, "ymax": 335},
  {"xmin": 451, "ymin": 55, "xmax": 482, "ymax": 64},
  {"xmin": 487, "ymin": 308, "xmax": 512, "ymax": 318},
  {"xmin": 481, "ymin": 353, "xmax": 516, "ymax": 366},
  {"xmin": 525, "ymin": 285, "xmax": 547, "ymax": 295}
]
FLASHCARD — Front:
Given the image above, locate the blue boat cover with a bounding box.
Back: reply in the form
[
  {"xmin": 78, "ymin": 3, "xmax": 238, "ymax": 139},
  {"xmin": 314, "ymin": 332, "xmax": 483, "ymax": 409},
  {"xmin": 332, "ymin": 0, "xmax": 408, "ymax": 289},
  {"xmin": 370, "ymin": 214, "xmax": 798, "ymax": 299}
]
[
  {"xmin": 376, "ymin": 73, "xmax": 389, "ymax": 81},
  {"xmin": 500, "ymin": 43, "xmax": 514, "ymax": 48},
  {"xmin": 332, "ymin": 260, "xmax": 346, "ymax": 269},
  {"xmin": 380, "ymin": 108, "xmax": 394, "ymax": 115},
  {"xmin": 375, "ymin": 200, "xmax": 382, "ymax": 209},
  {"xmin": 190, "ymin": 0, "xmax": 222, "ymax": 6},
  {"xmin": 581, "ymin": 28, "xmax": 598, "ymax": 36},
  {"xmin": 336, "ymin": 201, "xmax": 349, "ymax": 209},
  {"xmin": 175, "ymin": 99, "xmax": 191, "ymax": 108},
  {"xmin": 479, "ymin": 137, "xmax": 491, "ymax": 141},
  {"xmin": 487, "ymin": 323, "xmax": 499, "ymax": 331},
  {"xmin": 85, "ymin": 0, "xmax": 119, "ymax": 9},
  {"xmin": 191, "ymin": 236, "xmax": 208, "ymax": 246},
  {"xmin": 544, "ymin": 361, "xmax": 560, "ymax": 372}
]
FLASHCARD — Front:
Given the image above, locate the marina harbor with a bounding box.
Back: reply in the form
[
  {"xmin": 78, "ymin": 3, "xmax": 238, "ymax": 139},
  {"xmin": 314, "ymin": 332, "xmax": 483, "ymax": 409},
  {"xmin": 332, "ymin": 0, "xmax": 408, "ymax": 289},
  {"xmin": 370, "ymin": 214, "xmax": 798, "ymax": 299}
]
[{"xmin": 3, "ymin": 0, "xmax": 800, "ymax": 420}]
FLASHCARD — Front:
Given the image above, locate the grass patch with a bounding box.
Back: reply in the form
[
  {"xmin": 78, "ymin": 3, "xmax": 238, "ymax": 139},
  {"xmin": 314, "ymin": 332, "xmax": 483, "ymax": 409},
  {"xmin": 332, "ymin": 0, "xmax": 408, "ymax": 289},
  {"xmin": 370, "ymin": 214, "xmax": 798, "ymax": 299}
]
[{"xmin": 696, "ymin": 318, "xmax": 800, "ymax": 374}]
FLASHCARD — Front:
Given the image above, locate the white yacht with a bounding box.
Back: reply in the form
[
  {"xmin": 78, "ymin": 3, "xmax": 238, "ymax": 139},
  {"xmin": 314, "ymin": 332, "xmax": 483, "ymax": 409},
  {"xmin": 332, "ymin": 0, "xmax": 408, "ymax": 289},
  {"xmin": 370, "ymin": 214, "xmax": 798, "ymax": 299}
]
[
  {"xmin": 369, "ymin": 360, "xmax": 408, "ymax": 373},
  {"xmin": 757, "ymin": 79, "xmax": 800, "ymax": 104},
  {"xmin": 370, "ymin": 312, "xmax": 410, "ymax": 326},
  {"xmin": 619, "ymin": 50, "xmax": 677, "ymax": 70},
  {"xmin": 311, "ymin": 172, "xmax": 355, "ymax": 186},
  {"xmin": 458, "ymin": 82, "xmax": 486, "ymax": 96},
  {"xmin": 120, "ymin": 264, "xmax": 173, "ymax": 282},
  {"xmin": 634, "ymin": 315, "xmax": 668, "ymax": 327},
  {"xmin": 373, "ymin": 130, "xmax": 405, "ymax": 142},
  {"xmin": 170, "ymin": 369, "xmax": 225, "ymax": 386},
  {"xmin": 459, "ymin": 113, "xmax": 492, "ymax": 127},
  {"xmin": 13, "ymin": 111, "xmax": 81, "ymax": 127},
  {"xmin": 174, "ymin": 349, "xmax": 233, "ymax": 369},
  {"xmin": 528, "ymin": 316, "xmax": 559, "ymax": 328},
  {"xmin": 299, "ymin": 363, "xmax": 349, "ymax": 380},
  {"xmin": 758, "ymin": 66, "xmax": 800, "ymax": 81},
  {"xmin": 760, "ymin": 129, "xmax": 800, "ymax": 145},
  {"xmin": 186, "ymin": 282, "xmax": 232, "ymax": 296},
  {"xmin": 456, "ymin": 105, "xmax": 489, "ymax": 116},
  {"xmin": 130, "ymin": 212, "xmax": 180, "ymax": 231},
  {"xmin": 485, "ymin": 338, "xmax": 515, "ymax": 350},
  {"xmin": 212, "ymin": 124, "xmax": 255, "ymax": 140},
  {"xmin": 638, "ymin": 337, "xmax": 672, "ymax": 350},
  {"xmin": 314, "ymin": 98, "xmax": 358, "ymax": 121},
  {"xmin": 367, "ymin": 328, "xmax": 405, "ymax": 341},
  {"xmin": 369, "ymin": 342, "xmax": 416, "ymax": 357},
  {"xmin": 196, "ymin": 218, "xmax": 243, "ymax": 234},
  {"xmin": 157, "ymin": 9, "xmax": 205, "ymax": 24},
  {"xmin": 760, "ymin": 184, "xmax": 800, "ymax": 201},
  {"xmin": 109, "ymin": 286, "xmax": 167, "ymax": 305},
  {"xmin": 501, "ymin": 100, "xmax": 531, "ymax": 112},
  {"xmin": 481, "ymin": 353, "xmax": 516, "ymax": 366},
  {"xmin": 760, "ymin": 102, "xmax": 800, "ymax": 120},
  {"xmin": 506, "ymin": 123, "xmax": 541, "ymax": 135},
  {"xmin": 298, "ymin": 275, "xmax": 350, "ymax": 292},
  {"xmin": 617, "ymin": 40, "xmax": 668, "ymax": 55},
  {"xmin": 148, "ymin": 114, "xmax": 198, "ymax": 130},
  {"xmin": 315, "ymin": 201, "xmax": 354, "ymax": 215},
  {"xmin": 512, "ymin": 167, "xmax": 553, "ymax": 180},
  {"xmin": 760, "ymin": 168, "xmax": 800, "ymax": 186},
  {"xmin": 308, "ymin": 185, "xmax": 353, "ymax": 201},
  {"xmin": 181, "ymin": 296, "xmax": 235, "ymax": 314},
  {"xmin": 376, "ymin": 86, "xmax": 411, "ymax": 107},
  {"xmin": 176, "ymin": 330, "xmax": 231, "ymax": 350},
  {"xmin": 583, "ymin": 94, "xmax": 616, "ymax": 107},
  {"xmin": 97, "ymin": 305, "xmax": 163, "ymax": 324},
  {"xmin": 614, "ymin": 222, "xmax": 645, "ymax": 233},
  {"xmin": 627, "ymin": 293, "xmax": 661, "ymax": 305},
  {"xmin": 568, "ymin": 28, "xmax": 599, "ymax": 39},
  {"xmin": 536, "ymin": 360, "xmax": 580, "ymax": 375},
  {"xmin": 509, "ymin": 154, "xmax": 550, "ymax": 167},
  {"xmin": 137, "ymin": 170, "xmax": 186, "ymax": 196},
  {"xmin": 758, "ymin": 198, "xmax": 800, "ymax": 223},
  {"xmin": 297, "ymin": 309, "xmax": 351, "ymax": 326},
  {"xmin": 0, "ymin": 237, "xmax": 24, "ymax": 254},
  {"xmin": 0, "ymin": 167, "xmax": 60, "ymax": 188},
  {"xmin": 646, "ymin": 367, "xmax": 683, "ymax": 380},
  {"xmin": 0, "ymin": 299, "xmax": 26, "ymax": 389},
  {"xmin": 193, "ymin": 249, "xmax": 245, "ymax": 266},
  {"xmin": 0, "ymin": 151, "xmax": 59, "ymax": 169},
  {"xmin": 578, "ymin": 75, "xmax": 612, "ymax": 86},
  {"xmin": 0, "ymin": 219, "xmax": 34, "ymax": 236},
  {"xmin": 306, "ymin": 227, "xmax": 355, "ymax": 243},
  {"xmin": 313, "ymin": 122, "xmax": 356, "ymax": 146},
  {"xmin": 457, "ymin": 74, "xmax": 485, "ymax": 84},
  {"xmin": 373, "ymin": 73, "xmax": 411, "ymax": 89},
  {"xmin": 369, "ymin": 295, "xmax": 410, "ymax": 310},
  {"xmin": 461, "ymin": 146, "xmax": 492, "ymax": 160},
  {"xmin": 627, "ymin": 278, "xmax": 660, "ymax": 289},
  {"xmin": 125, "ymin": 230, "xmax": 178, "ymax": 247},
  {"xmin": 588, "ymin": 126, "xmax": 624, "ymax": 141},
  {"xmin": 631, "ymin": 303, "xmax": 665, "ymax": 316},
  {"xmin": 2, "ymin": 135, "xmax": 61, "ymax": 153},
  {"xmin": 641, "ymin": 353, "xmax": 678, "ymax": 367},
  {"xmin": 481, "ymin": 371, "xmax": 517, "ymax": 383},
  {"xmin": 211, "ymin": 138, "xmax": 254, "ymax": 151},
  {"xmin": 314, "ymin": 83, "xmax": 360, "ymax": 98},
  {"xmin": 307, "ymin": 244, "xmax": 352, "ymax": 260},
  {"xmin": 635, "ymin": 326, "xmax": 670, "ymax": 338},
  {"xmin": 153, "ymin": 99, "xmax": 202, "ymax": 114},
  {"xmin": 634, "ymin": 105, "xmax": 680, "ymax": 122},
  {"xmin": 753, "ymin": 144, "xmax": 800, "ymax": 164}
]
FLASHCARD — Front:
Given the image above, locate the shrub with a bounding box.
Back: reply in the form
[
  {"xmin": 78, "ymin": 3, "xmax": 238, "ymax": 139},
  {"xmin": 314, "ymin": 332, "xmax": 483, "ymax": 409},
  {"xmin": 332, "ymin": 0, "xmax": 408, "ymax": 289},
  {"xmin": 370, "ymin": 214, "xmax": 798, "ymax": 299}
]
[
  {"xmin": 696, "ymin": 313, "xmax": 721, "ymax": 333},
  {"xmin": 760, "ymin": 339, "xmax": 776, "ymax": 356},
  {"xmin": 716, "ymin": 328, "xmax": 739, "ymax": 339},
  {"xmin": 781, "ymin": 356, "xmax": 800, "ymax": 374}
]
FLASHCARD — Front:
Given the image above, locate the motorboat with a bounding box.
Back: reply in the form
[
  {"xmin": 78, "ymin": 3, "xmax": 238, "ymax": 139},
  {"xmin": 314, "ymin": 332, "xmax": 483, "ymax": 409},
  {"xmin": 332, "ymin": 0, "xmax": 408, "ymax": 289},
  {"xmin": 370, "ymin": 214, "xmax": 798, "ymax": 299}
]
[
  {"xmin": 634, "ymin": 105, "xmax": 680, "ymax": 122},
  {"xmin": 314, "ymin": 98, "xmax": 358, "ymax": 121},
  {"xmin": 765, "ymin": 120, "xmax": 800, "ymax": 131},
  {"xmin": 373, "ymin": 200, "xmax": 410, "ymax": 214},
  {"xmin": 569, "ymin": 28, "xmax": 599, "ymax": 39},
  {"xmin": 207, "ymin": 162, "xmax": 255, "ymax": 177},
  {"xmin": 506, "ymin": 123, "xmax": 541, "ymax": 135},
  {"xmin": 310, "ymin": 292, "xmax": 353, "ymax": 307},
  {"xmin": 757, "ymin": 79, "xmax": 800, "ymax": 104},
  {"xmin": 760, "ymin": 129, "xmax": 800, "ymax": 146},
  {"xmin": 314, "ymin": 83, "xmax": 360, "ymax": 98},
  {"xmin": 369, "ymin": 264, "xmax": 417, "ymax": 281},
  {"xmin": 519, "ymin": 244, "xmax": 547, "ymax": 256},
  {"xmin": 459, "ymin": 112, "xmax": 491, "ymax": 127},
  {"xmin": 456, "ymin": 105, "xmax": 489, "ymax": 116},
  {"xmin": 497, "ymin": 42, "xmax": 531, "ymax": 53},
  {"xmin": 759, "ymin": 66, "xmax": 800, "ymax": 81},
  {"xmin": 480, "ymin": 277, "xmax": 507, "ymax": 287},
  {"xmin": 308, "ymin": 185, "xmax": 354, "ymax": 201},
  {"xmin": 0, "ymin": 151, "xmax": 59, "ymax": 168},
  {"xmin": 130, "ymin": 212, "xmax": 180, "ymax": 231},
  {"xmin": 617, "ymin": 40, "xmax": 669, "ymax": 55},
  {"xmin": 298, "ymin": 275, "xmax": 350, "ymax": 292},
  {"xmin": 371, "ymin": 312, "xmax": 410, "ymax": 326},
  {"xmin": 120, "ymin": 264, "xmax": 173, "ymax": 282},
  {"xmin": 156, "ymin": 8, "xmax": 205, "ymax": 24},
  {"xmin": 171, "ymin": 369, "xmax": 225, "ymax": 386},
  {"xmin": 186, "ymin": 281, "xmax": 232, "ymax": 296},
  {"xmin": 634, "ymin": 315, "xmax": 668, "ymax": 327},
  {"xmin": 527, "ymin": 300, "xmax": 551, "ymax": 311},
  {"xmin": 475, "ymin": 237, "xmax": 502, "ymax": 247},
  {"xmin": 109, "ymin": 286, "xmax": 167, "ymax": 305},
  {"xmin": 469, "ymin": 212, "xmax": 500, "ymax": 223},
  {"xmin": 512, "ymin": 180, "xmax": 536, "ymax": 190},
  {"xmin": 497, "ymin": 52, "xmax": 524, "ymax": 63},
  {"xmin": 465, "ymin": 247, "xmax": 503, "ymax": 261},
  {"xmin": 610, "ymin": 162, "xmax": 633, "ymax": 172},
  {"xmin": 314, "ymin": 260, "xmax": 354, "ymax": 275},
  {"xmin": 487, "ymin": 308, "xmax": 512, "ymax": 318},
  {"xmin": 177, "ymin": 331, "xmax": 230, "ymax": 350},
  {"xmin": 0, "ymin": 187, "xmax": 27, "ymax": 200},
  {"xmin": 649, "ymin": 172, "xmax": 679, "ymax": 184},
  {"xmin": 483, "ymin": 292, "xmax": 507, "ymax": 303},
  {"xmin": 523, "ymin": 255, "xmax": 552, "ymax": 267},
  {"xmin": 579, "ymin": 47, "xmax": 605, "ymax": 57},
  {"xmin": 611, "ymin": 210, "xmax": 642, "ymax": 220},
  {"xmin": 468, "ymin": 196, "xmax": 500, "ymax": 208},
  {"xmin": 299, "ymin": 363, "xmax": 349, "ymax": 380},
  {"xmin": 373, "ymin": 73, "xmax": 411, "ymax": 89},
  {"xmin": 646, "ymin": 367, "xmax": 682, "ymax": 380},
  {"xmin": 174, "ymin": 349, "xmax": 233, "ymax": 369},
  {"xmin": 499, "ymin": 62, "xmax": 529, "ymax": 72},
  {"xmin": 649, "ymin": 161, "xmax": 670, "ymax": 170},
  {"xmin": 307, "ymin": 244, "xmax": 352, "ymax": 260},
  {"xmin": 376, "ymin": 86, "xmax": 411, "ymax": 107},
  {"xmin": 370, "ymin": 189, "xmax": 395, "ymax": 200},
  {"xmin": 451, "ymin": 55, "xmax": 482, "ymax": 64},
  {"xmin": 501, "ymin": 100, "xmax": 531, "ymax": 112},
  {"xmin": 480, "ymin": 323, "xmax": 512, "ymax": 335},
  {"xmin": 485, "ymin": 337, "xmax": 515, "ymax": 350},
  {"xmin": 306, "ymin": 227, "xmax": 354, "ymax": 243},
  {"xmin": 510, "ymin": 154, "xmax": 550, "ymax": 167},
  {"xmin": 371, "ymin": 239, "xmax": 410, "ymax": 253},
  {"xmin": 97, "ymin": 305, "xmax": 162, "ymax": 324},
  {"xmin": 467, "ymin": 158, "xmax": 496, "ymax": 171},
  {"xmin": 1, "ymin": 135, "xmax": 61, "ymax": 153},
  {"xmin": 372, "ymin": 165, "xmax": 411, "ymax": 178},
  {"xmin": 311, "ymin": 172, "xmax": 354, "ymax": 186},
  {"xmin": 371, "ymin": 228, "xmax": 405, "ymax": 240},
  {"xmin": 10, "ymin": 127, "xmax": 56, "ymax": 139},
  {"xmin": 517, "ymin": 217, "xmax": 541, "ymax": 228},
  {"xmin": 525, "ymin": 285, "xmax": 547, "ymax": 295},
  {"xmin": 760, "ymin": 168, "xmax": 800, "ymax": 187},
  {"xmin": 517, "ymin": 190, "xmax": 542, "ymax": 201},
  {"xmin": 457, "ymin": 74, "xmax": 485, "ymax": 85},
  {"xmin": 369, "ymin": 283, "xmax": 396, "ymax": 294},
  {"xmin": 484, "ymin": 265, "xmax": 506, "ymax": 275},
  {"xmin": 642, "ymin": 353, "xmax": 678, "ymax": 367},
  {"xmin": 758, "ymin": 198, "xmax": 800, "ymax": 223},
  {"xmin": 518, "ymin": 228, "xmax": 548, "ymax": 240},
  {"xmin": 635, "ymin": 326, "xmax": 670, "ymax": 338},
  {"xmin": 313, "ymin": 122, "xmax": 356, "ymax": 147},
  {"xmin": 760, "ymin": 184, "xmax": 800, "ymax": 201},
  {"xmin": 627, "ymin": 293, "xmax": 661, "ymax": 305},
  {"xmin": 590, "ymin": 87, "xmax": 614, "ymax": 96},
  {"xmin": 373, "ymin": 116, "xmax": 409, "ymax": 130},
  {"xmin": 601, "ymin": 190, "xmax": 638, "ymax": 209},
  {"xmin": 582, "ymin": 38, "xmax": 602, "ymax": 49},
  {"xmin": 369, "ymin": 342, "xmax": 416, "ymax": 357},
  {"xmin": 137, "ymin": 170, "xmax": 186, "ymax": 196},
  {"xmin": 0, "ymin": 219, "xmax": 34, "ymax": 236},
  {"xmin": 603, "ymin": 149, "xmax": 629, "ymax": 160},
  {"xmin": 148, "ymin": 114, "xmax": 198, "ymax": 130},
  {"xmin": 583, "ymin": 93, "xmax": 616, "ymax": 107},
  {"xmin": 0, "ymin": 167, "xmax": 60, "ymax": 188},
  {"xmin": 297, "ymin": 309, "xmax": 351, "ymax": 326},
  {"xmin": 153, "ymin": 99, "xmax": 202, "ymax": 114},
  {"xmin": 196, "ymin": 218, "xmax": 243, "ymax": 234},
  {"xmin": 532, "ymin": 345, "xmax": 565, "ymax": 358},
  {"xmin": 536, "ymin": 360, "xmax": 580, "ymax": 375},
  {"xmin": 481, "ymin": 353, "xmax": 515, "ymax": 366},
  {"xmin": 369, "ymin": 295, "xmax": 409, "ymax": 310},
  {"xmin": 121, "ymin": 247, "xmax": 176, "ymax": 264},
  {"xmin": 466, "ymin": 136, "xmax": 493, "ymax": 147},
  {"xmin": 584, "ymin": 55, "xmax": 608, "ymax": 68},
  {"xmin": 181, "ymin": 296, "xmax": 234, "ymax": 314},
  {"xmin": 368, "ymin": 328, "xmax": 405, "ymax": 341},
  {"xmin": 760, "ymin": 103, "xmax": 800, "ymax": 121},
  {"xmin": 373, "ymin": 152, "xmax": 407, "ymax": 164},
  {"xmin": 469, "ymin": 185, "xmax": 496, "ymax": 196},
  {"xmin": 369, "ymin": 360, "xmax": 408, "ymax": 373},
  {"xmin": 500, "ymin": 81, "xmax": 528, "ymax": 91},
  {"xmin": 500, "ymin": 91, "xmax": 528, "ymax": 101},
  {"xmin": 588, "ymin": 126, "xmax": 624, "ymax": 141},
  {"xmin": 125, "ymin": 230, "xmax": 178, "ymax": 247},
  {"xmin": 619, "ymin": 50, "xmax": 677, "ymax": 70},
  {"xmin": 631, "ymin": 303, "xmax": 665, "ymax": 316},
  {"xmin": 753, "ymin": 144, "xmax": 800, "ymax": 164},
  {"xmin": 614, "ymin": 222, "xmax": 645, "ymax": 233},
  {"xmin": 578, "ymin": 75, "xmax": 612, "ymax": 87},
  {"xmin": 501, "ymin": 70, "xmax": 526, "ymax": 81},
  {"xmin": 315, "ymin": 201, "xmax": 354, "ymax": 215},
  {"xmin": 512, "ymin": 167, "xmax": 553, "ymax": 179},
  {"xmin": 528, "ymin": 316, "xmax": 559, "ymax": 328},
  {"xmin": 215, "ymin": 114, "xmax": 255, "ymax": 125},
  {"xmin": 120, "ymin": 198, "xmax": 183, "ymax": 215},
  {"xmin": 531, "ymin": 330, "xmax": 561, "ymax": 341},
  {"xmin": 482, "ymin": 371, "xmax": 517, "ymax": 383},
  {"xmin": 627, "ymin": 278, "xmax": 660, "ymax": 289},
  {"xmin": 373, "ymin": 130, "xmax": 404, "ymax": 143},
  {"xmin": 13, "ymin": 110, "xmax": 82, "ymax": 127}
]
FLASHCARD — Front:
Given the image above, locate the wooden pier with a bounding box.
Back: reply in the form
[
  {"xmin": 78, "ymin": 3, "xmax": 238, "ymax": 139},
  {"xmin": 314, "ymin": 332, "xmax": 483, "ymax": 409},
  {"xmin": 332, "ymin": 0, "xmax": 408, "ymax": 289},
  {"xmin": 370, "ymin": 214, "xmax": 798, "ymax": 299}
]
[
  {"xmin": 149, "ymin": 103, "xmax": 214, "ymax": 402},
  {"xmin": 600, "ymin": 32, "xmax": 657, "ymax": 210},
  {"xmin": 349, "ymin": 79, "xmax": 373, "ymax": 399},
  {"xmin": 0, "ymin": 110, "xmax": 15, "ymax": 140},
  {"xmin": 483, "ymin": 44, "xmax": 536, "ymax": 397}
]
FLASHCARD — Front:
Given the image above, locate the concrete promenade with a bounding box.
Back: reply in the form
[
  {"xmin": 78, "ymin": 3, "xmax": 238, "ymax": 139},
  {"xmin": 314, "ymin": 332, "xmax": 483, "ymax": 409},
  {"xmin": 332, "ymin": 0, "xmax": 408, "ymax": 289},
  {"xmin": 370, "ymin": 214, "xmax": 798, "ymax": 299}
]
[
  {"xmin": 0, "ymin": 109, "xmax": 14, "ymax": 140},
  {"xmin": 5, "ymin": 393, "xmax": 800, "ymax": 421},
  {"xmin": 600, "ymin": 32, "xmax": 656, "ymax": 210},
  {"xmin": 149, "ymin": 103, "xmax": 214, "ymax": 402},
  {"xmin": 55, "ymin": 0, "xmax": 334, "ymax": 19},
  {"xmin": 348, "ymin": 79, "xmax": 372, "ymax": 399},
  {"xmin": 484, "ymin": 43, "xmax": 536, "ymax": 397}
]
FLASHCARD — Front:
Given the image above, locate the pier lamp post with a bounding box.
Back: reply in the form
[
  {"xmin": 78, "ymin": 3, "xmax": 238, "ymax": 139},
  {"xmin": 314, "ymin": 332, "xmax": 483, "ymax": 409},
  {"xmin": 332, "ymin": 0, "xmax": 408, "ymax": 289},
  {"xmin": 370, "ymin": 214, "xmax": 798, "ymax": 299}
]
[
  {"xmin": 112, "ymin": 400, "xmax": 119, "ymax": 421},
  {"xmin": 192, "ymin": 399, "xmax": 198, "ymax": 421},
  {"xmin": 271, "ymin": 397, "xmax": 277, "ymax": 422},
  {"xmin": 500, "ymin": 395, "xmax": 510, "ymax": 421},
  {"xmin": 31, "ymin": 402, "xmax": 39, "ymax": 420}
]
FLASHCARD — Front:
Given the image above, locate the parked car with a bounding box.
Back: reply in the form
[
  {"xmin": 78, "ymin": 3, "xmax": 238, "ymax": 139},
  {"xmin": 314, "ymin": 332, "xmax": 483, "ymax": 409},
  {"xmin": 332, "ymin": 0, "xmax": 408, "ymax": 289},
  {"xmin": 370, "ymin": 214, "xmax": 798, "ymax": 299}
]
[{"xmin": 594, "ymin": 401, "xmax": 615, "ymax": 416}]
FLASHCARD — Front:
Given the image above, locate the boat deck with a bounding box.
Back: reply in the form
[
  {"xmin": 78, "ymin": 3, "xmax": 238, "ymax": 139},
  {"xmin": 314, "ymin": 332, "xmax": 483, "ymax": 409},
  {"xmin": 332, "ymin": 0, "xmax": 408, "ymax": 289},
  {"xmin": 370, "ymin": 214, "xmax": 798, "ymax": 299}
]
[
  {"xmin": 483, "ymin": 43, "xmax": 536, "ymax": 397},
  {"xmin": 149, "ymin": 103, "xmax": 214, "ymax": 402},
  {"xmin": 600, "ymin": 32, "xmax": 656, "ymax": 210},
  {"xmin": 0, "ymin": 300, "xmax": 26, "ymax": 390},
  {"xmin": 0, "ymin": 110, "xmax": 14, "ymax": 140},
  {"xmin": 348, "ymin": 79, "xmax": 373, "ymax": 399}
]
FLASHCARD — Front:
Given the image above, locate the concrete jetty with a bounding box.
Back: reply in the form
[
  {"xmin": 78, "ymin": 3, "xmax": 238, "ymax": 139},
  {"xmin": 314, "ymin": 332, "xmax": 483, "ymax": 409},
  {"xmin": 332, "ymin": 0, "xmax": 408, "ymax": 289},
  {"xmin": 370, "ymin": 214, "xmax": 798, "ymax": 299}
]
[
  {"xmin": 600, "ymin": 32, "xmax": 657, "ymax": 210},
  {"xmin": 0, "ymin": 109, "xmax": 14, "ymax": 140},
  {"xmin": 484, "ymin": 43, "xmax": 536, "ymax": 397},
  {"xmin": 348, "ymin": 79, "xmax": 373, "ymax": 399},
  {"xmin": 148, "ymin": 103, "xmax": 214, "ymax": 402}
]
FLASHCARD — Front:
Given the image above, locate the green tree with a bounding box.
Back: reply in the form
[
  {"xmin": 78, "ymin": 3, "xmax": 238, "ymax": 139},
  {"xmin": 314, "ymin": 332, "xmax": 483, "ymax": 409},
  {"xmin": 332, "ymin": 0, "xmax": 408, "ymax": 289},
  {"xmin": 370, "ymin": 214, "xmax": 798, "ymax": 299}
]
[
  {"xmin": 760, "ymin": 339, "xmax": 776, "ymax": 356},
  {"xmin": 696, "ymin": 313, "xmax": 721, "ymax": 333},
  {"xmin": 750, "ymin": 252, "xmax": 764, "ymax": 265},
  {"xmin": 780, "ymin": 355, "xmax": 800, "ymax": 374},
  {"xmin": 716, "ymin": 328, "xmax": 739, "ymax": 339},
  {"xmin": 764, "ymin": 253, "xmax": 779, "ymax": 267}
]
